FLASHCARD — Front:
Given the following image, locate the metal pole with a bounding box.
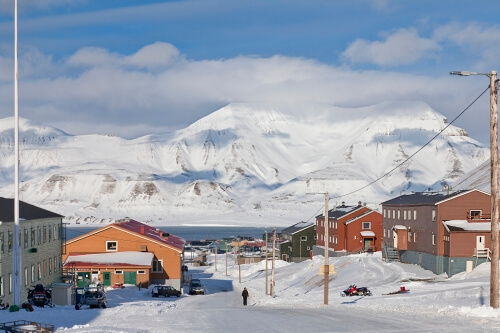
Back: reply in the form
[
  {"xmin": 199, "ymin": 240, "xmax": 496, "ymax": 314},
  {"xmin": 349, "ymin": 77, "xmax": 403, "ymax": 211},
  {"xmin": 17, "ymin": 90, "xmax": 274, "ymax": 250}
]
[
  {"xmin": 271, "ymin": 227, "xmax": 276, "ymax": 297},
  {"xmin": 214, "ymin": 244, "xmax": 217, "ymax": 272},
  {"xmin": 490, "ymin": 70, "xmax": 499, "ymax": 309},
  {"xmin": 13, "ymin": 0, "xmax": 22, "ymax": 306},
  {"xmin": 324, "ymin": 192, "xmax": 329, "ymax": 305},
  {"xmin": 225, "ymin": 242, "xmax": 228, "ymax": 276},
  {"xmin": 265, "ymin": 231, "xmax": 268, "ymax": 295}
]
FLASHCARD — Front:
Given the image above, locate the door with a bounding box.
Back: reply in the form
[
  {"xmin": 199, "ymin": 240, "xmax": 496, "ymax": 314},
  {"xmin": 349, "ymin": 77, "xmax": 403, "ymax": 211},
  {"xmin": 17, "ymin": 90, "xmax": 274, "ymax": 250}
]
[
  {"xmin": 476, "ymin": 235, "xmax": 485, "ymax": 251},
  {"xmin": 124, "ymin": 271, "xmax": 137, "ymax": 285},
  {"xmin": 364, "ymin": 238, "xmax": 372, "ymax": 251},
  {"xmin": 103, "ymin": 272, "xmax": 111, "ymax": 286},
  {"xmin": 77, "ymin": 272, "xmax": 91, "ymax": 288},
  {"xmin": 393, "ymin": 229, "xmax": 398, "ymax": 248}
]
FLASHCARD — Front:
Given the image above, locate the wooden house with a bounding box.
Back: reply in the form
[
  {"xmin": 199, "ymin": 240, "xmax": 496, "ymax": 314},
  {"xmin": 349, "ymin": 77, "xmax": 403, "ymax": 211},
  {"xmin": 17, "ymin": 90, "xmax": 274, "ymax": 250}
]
[
  {"xmin": 381, "ymin": 189, "xmax": 492, "ymax": 276},
  {"xmin": 313, "ymin": 202, "xmax": 382, "ymax": 256},
  {"xmin": 279, "ymin": 221, "xmax": 315, "ymax": 262},
  {"xmin": 63, "ymin": 219, "xmax": 185, "ymax": 289}
]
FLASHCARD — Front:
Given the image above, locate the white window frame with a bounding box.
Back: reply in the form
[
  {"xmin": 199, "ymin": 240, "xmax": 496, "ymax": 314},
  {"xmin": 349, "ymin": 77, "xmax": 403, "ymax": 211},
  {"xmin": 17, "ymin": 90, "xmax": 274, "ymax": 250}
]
[
  {"xmin": 470, "ymin": 210, "xmax": 481, "ymax": 220},
  {"xmin": 137, "ymin": 270, "xmax": 146, "ymax": 274},
  {"xmin": 362, "ymin": 222, "xmax": 371, "ymax": 230},
  {"xmin": 413, "ymin": 210, "xmax": 417, "ymax": 220},
  {"xmin": 9, "ymin": 274, "xmax": 12, "ymax": 294},
  {"xmin": 383, "ymin": 208, "xmax": 386, "ymax": 218},
  {"xmin": 31, "ymin": 265, "xmax": 35, "ymax": 283},
  {"xmin": 432, "ymin": 234, "xmax": 436, "ymax": 245},
  {"xmin": 300, "ymin": 236, "xmax": 307, "ymax": 241},
  {"xmin": 403, "ymin": 210, "xmax": 407, "ymax": 220},
  {"xmin": 397, "ymin": 210, "xmax": 401, "ymax": 220},
  {"xmin": 432, "ymin": 210, "xmax": 436, "ymax": 221},
  {"xmin": 24, "ymin": 267, "xmax": 28, "ymax": 286},
  {"xmin": 115, "ymin": 270, "xmax": 123, "ymax": 274},
  {"xmin": 106, "ymin": 241, "xmax": 118, "ymax": 252}
]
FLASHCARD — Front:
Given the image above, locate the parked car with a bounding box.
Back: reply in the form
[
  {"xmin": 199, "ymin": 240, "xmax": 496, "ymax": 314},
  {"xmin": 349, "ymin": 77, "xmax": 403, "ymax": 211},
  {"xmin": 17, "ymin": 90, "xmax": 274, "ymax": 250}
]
[
  {"xmin": 189, "ymin": 280, "xmax": 205, "ymax": 295},
  {"xmin": 152, "ymin": 285, "xmax": 181, "ymax": 298}
]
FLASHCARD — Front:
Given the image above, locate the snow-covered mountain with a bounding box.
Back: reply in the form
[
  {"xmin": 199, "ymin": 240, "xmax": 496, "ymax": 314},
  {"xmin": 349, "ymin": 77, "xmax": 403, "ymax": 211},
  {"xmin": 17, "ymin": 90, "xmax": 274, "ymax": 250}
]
[{"xmin": 0, "ymin": 102, "xmax": 489, "ymax": 226}]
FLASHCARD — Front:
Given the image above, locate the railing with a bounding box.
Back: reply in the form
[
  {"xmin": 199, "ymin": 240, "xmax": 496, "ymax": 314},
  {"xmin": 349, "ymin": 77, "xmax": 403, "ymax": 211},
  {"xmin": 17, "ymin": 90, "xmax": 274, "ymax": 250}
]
[
  {"xmin": 475, "ymin": 248, "xmax": 491, "ymax": 261},
  {"xmin": 467, "ymin": 213, "xmax": 491, "ymax": 222}
]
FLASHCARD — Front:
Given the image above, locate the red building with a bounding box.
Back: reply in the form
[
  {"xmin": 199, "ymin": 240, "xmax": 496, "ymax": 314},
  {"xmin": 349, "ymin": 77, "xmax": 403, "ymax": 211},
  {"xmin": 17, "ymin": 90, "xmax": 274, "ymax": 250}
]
[{"xmin": 315, "ymin": 202, "xmax": 383, "ymax": 253}]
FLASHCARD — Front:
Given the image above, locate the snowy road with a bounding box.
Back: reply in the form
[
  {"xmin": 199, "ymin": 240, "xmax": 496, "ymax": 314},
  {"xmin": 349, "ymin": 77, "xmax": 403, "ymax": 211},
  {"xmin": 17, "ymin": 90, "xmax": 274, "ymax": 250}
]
[{"xmin": 162, "ymin": 270, "xmax": 500, "ymax": 333}]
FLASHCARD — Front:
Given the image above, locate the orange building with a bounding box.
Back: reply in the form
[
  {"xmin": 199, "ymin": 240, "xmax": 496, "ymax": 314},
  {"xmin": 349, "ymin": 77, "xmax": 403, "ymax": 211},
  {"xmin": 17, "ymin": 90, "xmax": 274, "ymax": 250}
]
[{"xmin": 63, "ymin": 219, "xmax": 185, "ymax": 289}]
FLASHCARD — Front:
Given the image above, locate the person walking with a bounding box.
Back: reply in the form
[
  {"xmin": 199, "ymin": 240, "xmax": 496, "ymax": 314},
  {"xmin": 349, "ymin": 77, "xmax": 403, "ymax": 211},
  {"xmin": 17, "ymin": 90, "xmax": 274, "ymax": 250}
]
[{"xmin": 242, "ymin": 287, "xmax": 249, "ymax": 306}]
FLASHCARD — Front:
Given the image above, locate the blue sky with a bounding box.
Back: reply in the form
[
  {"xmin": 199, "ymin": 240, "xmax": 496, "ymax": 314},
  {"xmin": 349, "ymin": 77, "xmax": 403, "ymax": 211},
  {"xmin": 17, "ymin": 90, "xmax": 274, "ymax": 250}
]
[{"xmin": 0, "ymin": 0, "xmax": 498, "ymax": 143}]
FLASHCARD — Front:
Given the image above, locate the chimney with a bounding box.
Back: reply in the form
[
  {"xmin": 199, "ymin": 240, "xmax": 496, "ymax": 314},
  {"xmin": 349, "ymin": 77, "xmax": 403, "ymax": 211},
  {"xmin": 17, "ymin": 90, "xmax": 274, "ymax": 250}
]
[
  {"xmin": 341, "ymin": 201, "xmax": 345, "ymax": 207},
  {"xmin": 140, "ymin": 226, "xmax": 145, "ymax": 235},
  {"xmin": 358, "ymin": 201, "xmax": 362, "ymax": 206}
]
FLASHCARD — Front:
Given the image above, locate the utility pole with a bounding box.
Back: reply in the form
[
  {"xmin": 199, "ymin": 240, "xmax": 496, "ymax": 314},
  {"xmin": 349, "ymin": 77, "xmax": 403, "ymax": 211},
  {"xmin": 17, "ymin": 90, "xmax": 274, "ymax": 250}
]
[
  {"xmin": 214, "ymin": 244, "xmax": 217, "ymax": 272},
  {"xmin": 265, "ymin": 231, "xmax": 268, "ymax": 295},
  {"xmin": 270, "ymin": 227, "xmax": 276, "ymax": 297},
  {"xmin": 450, "ymin": 70, "xmax": 498, "ymax": 308},
  {"xmin": 225, "ymin": 242, "xmax": 228, "ymax": 276},
  {"xmin": 323, "ymin": 192, "xmax": 329, "ymax": 305},
  {"xmin": 490, "ymin": 71, "xmax": 499, "ymax": 309}
]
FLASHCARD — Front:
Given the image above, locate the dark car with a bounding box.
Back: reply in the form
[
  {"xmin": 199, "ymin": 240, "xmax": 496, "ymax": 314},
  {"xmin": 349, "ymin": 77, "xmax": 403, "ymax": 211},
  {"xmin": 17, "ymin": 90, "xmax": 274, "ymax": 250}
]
[
  {"xmin": 152, "ymin": 285, "xmax": 181, "ymax": 298},
  {"xmin": 189, "ymin": 280, "xmax": 205, "ymax": 295}
]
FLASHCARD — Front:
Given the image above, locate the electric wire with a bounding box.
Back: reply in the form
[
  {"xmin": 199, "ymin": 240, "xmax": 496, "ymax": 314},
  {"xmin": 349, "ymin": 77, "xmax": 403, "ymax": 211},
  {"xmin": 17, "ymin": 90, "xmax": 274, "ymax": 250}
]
[{"xmin": 306, "ymin": 83, "xmax": 492, "ymax": 221}]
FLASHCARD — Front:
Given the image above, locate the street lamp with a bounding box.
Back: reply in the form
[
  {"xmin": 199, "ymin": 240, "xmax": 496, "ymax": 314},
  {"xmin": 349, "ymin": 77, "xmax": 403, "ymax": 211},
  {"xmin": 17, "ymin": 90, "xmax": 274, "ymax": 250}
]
[{"xmin": 450, "ymin": 70, "xmax": 498, "ymax": 308}]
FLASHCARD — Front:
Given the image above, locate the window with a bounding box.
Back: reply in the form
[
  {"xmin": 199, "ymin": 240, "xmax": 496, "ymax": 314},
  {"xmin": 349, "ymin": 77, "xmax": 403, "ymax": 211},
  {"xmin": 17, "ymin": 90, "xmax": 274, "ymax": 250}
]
[
  {"xmin": 413, "ymin": 232, "xmax": 417, "ymax": 242},
  {"xmin": 432, "ymin": 210, "xmax": 436, "ymax": 221},
  {"xmin": 383, "ymin": 229, "xmax": 386, "ymax": 238},
  {"xmin": 106, "ymin": 241, "xmax": 118, "ymax": 251},
  {"xmin": 9, "ymin": 274, "xmax": 12, "ymax": 294},
  {"xmin": 43, "ymin": 226, "xmax": 47, "ymax": 244},
  {"xmin": 383, "ymin": 208, "xmax": 386, "ymax": 218},
  {"xmin": 397, "ymin": 210, "xmax": 401, "ymax": 220},
  {"xmin": 137, "ymin": 270, "xmax": 146, "ymax": 274},
  {"xmin": 392, "ymin": 210, "xmax": 395, "ymax": 219},
  {"xmin": 152, "ymin": 260, "xmax": 163, "ymax": 273},
  {"xmin": 403, "ymin": 210, "xmax": 407, "ymax": 220},
  {"xmin": 0, "ymin": 276, "xmax": 3, "ymax": 296},
  {"xmin": 8, "ymin": 230, "xmax": 12, "ymax": 252},
  {"xmin": 300, "ymin": 236, "xmax": 307, "ymax": 241},
  {"xmin": 37, "ymin": 227, "xmax": 41, "ymax": 245},
  {"xmin": 408, "ymin": 232, "xmax": 412, "ymax": 242},
  {"xmin": 48, "ymin": 227, "xmax": 52, "ymax": 243},
  {"xmin": 31, "ymin": 265, "xmax": 35, "ymax": 283},
  {"xmin": 432, "ymin": 234, "xmax": 436, "ymax": 245},
  {"xmin": 24, "ymin": 229, "xmax": 28, "ymax": 248},
  {"xmin": 470, "ymin": 210, "xmax": 481, "ymax": 220},
  {"xmin": 413, "ymin": 210, "xmax": 417, "ymax": 220},
  {"xmin": 362, "ymin": 222, "xmax": 371, "ymax": 230},
  {"xmin": 49, "ymin": 258, "xmax": 53, "ymax": 275},
  {"xmin": 314, "ymin": 236, "xmax": 317, "ymax": 240},
  {"xmin": 0, "ymin": 233, "xmax": 3, "ymax": 253},
  {"xmin": 37, "ymin": 263, "xmax": 42, "ymax": 280},
  {"xmin": 31, "ymin": 228, "xmax": 35, "ymax": 247},
  {"xmin": 24, "ymin": 268, "xmax": 28, "ymax": 286},
  {"xmin": 115, "ymin": 270, "xmax": 123, "ymax": 274}
]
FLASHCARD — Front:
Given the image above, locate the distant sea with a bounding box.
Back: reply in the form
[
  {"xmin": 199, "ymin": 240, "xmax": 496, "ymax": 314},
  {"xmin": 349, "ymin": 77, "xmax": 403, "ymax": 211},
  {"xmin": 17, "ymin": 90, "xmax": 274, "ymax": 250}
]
[{"xmin": 66, "ymin": 225, "xmax": 281, "ymax": 241}]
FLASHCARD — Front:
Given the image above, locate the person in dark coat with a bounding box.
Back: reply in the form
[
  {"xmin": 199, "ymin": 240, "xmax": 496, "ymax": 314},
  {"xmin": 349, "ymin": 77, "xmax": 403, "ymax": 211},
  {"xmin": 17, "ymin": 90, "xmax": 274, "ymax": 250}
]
[{"xmin": 242, "ymin": 287, "xmax": 249, "ymax": 306}]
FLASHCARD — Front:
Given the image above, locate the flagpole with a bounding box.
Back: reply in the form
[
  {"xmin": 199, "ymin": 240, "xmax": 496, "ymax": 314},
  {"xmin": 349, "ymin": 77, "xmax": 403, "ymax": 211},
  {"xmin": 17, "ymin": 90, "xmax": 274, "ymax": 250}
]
[{"xmin": 13, "ymin": 0, "xmax": 22, "ymax": 306}]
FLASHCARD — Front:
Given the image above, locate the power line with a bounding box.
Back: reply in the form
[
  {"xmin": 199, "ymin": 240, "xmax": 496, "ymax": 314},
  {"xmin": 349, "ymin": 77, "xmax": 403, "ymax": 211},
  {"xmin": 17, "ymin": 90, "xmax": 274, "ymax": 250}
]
[{"xmin": 306, "ymin": 84, "xmax": 491, "ymax": 221}]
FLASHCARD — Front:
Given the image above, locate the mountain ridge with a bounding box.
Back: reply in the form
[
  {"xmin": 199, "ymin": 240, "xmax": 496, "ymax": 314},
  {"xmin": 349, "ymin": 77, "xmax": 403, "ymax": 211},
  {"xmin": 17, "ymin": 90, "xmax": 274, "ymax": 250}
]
[{"xmin": 0, "ymin": 101, "xmax": 489, "ymax": 226}]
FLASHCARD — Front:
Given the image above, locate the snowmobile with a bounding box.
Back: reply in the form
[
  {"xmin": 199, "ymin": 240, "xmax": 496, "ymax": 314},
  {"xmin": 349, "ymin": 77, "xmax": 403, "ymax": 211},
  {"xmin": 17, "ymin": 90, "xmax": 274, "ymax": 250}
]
[
  {"xmin": 75, "ymin": 283, "xmax": 107, "ymax": 310},
  {"xmin": 27, "ymin": 283, "xmax": 54, "ymax": 307},
  {"xmin": 341, "ymin": 284, "xmax": 372, "ymax": 297}
]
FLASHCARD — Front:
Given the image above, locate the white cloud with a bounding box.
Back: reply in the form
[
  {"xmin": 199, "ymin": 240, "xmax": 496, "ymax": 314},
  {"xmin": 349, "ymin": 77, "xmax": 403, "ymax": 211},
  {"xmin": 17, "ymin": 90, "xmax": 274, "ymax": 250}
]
[
  {"xmin": 126, "ymin": 42, "xmax": 181, "ymax": 69},
  {"xmin": 0, "ymin": 41, "xmax": 490, "ymax": 145},
  {"xmin": 342, "ymin": 28, "xmax": 440, "ymax": 66}
]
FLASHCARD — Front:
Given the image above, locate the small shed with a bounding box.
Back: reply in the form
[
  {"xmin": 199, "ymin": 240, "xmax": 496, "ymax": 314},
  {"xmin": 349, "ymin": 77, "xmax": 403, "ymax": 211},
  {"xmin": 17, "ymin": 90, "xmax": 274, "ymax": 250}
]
[{"xmin": 51, "ymin": 283, "xmax": 73, "ymax": 306}]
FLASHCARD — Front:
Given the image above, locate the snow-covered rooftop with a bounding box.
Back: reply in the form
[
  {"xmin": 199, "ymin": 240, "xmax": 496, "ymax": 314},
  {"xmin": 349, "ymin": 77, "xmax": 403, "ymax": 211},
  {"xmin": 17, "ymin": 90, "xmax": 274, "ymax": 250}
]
[{"xmin": 65, "ymin": 251, "xmax": 154, "ymax": 266}]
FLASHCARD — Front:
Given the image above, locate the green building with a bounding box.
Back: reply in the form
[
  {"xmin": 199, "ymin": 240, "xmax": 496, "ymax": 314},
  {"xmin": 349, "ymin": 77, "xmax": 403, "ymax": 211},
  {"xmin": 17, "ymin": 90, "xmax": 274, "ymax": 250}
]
[
  {"xmin": 279, "ymin": 222, "xmax": 315, "ymax": 263},
  {"xmin": 0, "ymin": 198, "xmax": 64, "ymax": 305}
]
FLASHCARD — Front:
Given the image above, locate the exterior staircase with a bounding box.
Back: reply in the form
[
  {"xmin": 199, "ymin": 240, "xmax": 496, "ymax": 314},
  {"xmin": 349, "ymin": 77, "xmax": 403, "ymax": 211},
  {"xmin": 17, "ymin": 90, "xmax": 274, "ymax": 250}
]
[{"xmin": 384, "ymin": 247, "xmax": 400, "ymax": 262}]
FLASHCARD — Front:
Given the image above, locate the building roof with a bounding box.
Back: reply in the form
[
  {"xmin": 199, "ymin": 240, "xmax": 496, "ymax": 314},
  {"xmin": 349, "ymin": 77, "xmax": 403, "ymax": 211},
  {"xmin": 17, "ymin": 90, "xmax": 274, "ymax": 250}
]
[
  {"xmin": 281, "ymin": 221, "xmax": 314, "ymax": 235},
  {"xmin": 64, "ymin": 251, "xmax": 154, "ymax": 267},
  {"xmin": 344, "ymin": 209, "xmax": 380, "ymax": 225},
  {"xmin": 380, "ymin": 190, "xmax": 470, "ymax": 206},
  {"xmin": 316, "ymin": 204, "xmax": 363, "ymax": 219},
  {"xmin": 66, "ymin": 219, "xmax": 185, "ymax": 252},
  {"xmin": 0, "ymin": 197, "xmax": 63, "ymax": 222},
  {"xmin": 443, "ymin": 220, "xmax": 492, "ymax": 232}
]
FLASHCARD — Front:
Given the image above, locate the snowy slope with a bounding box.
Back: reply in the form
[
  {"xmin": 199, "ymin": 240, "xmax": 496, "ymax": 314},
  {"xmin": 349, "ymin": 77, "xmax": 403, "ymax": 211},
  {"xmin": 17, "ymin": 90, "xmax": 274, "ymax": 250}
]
[{"xmin": 0, "ymin": 102, "xmax": 488, "ymax": 225}]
